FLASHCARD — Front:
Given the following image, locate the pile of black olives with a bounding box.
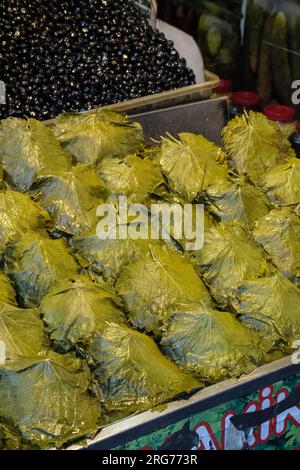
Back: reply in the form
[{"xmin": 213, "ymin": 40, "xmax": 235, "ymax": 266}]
[{"xmin": 0, "ymin": 0, "xmax": 196, "ymax": 120}]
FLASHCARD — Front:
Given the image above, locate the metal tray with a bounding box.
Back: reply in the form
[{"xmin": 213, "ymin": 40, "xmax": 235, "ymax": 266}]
[{"xmin": 131, "ymin": 97, "xmax": 228, "ymax": 145}]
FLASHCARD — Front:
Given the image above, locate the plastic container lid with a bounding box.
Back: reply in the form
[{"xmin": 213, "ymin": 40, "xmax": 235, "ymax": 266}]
[
  {"xmin": 231, "ymin": 91, "xmax": 261, "ymax": 107},
  {"xmin": 213, "ymin": 79, "xmax": 232, "ymax": 94},
  {"xmin": 296, "ymin": 121, "xmax": 300, "ymax": 133},
  {"xmin": 263, "ymin": 104, "xmax": 296, "ymax": 123}
]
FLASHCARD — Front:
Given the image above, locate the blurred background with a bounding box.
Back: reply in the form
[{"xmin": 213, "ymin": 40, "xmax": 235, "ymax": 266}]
[{"xmin": 157, "ymin": 0, "xmax": 300, "ymax": 105}]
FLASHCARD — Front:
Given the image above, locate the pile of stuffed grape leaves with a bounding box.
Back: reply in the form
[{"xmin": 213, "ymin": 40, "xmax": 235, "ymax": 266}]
[{"xmin": 0, "ymin": 109, "xmax": 299, "ymax": 449}]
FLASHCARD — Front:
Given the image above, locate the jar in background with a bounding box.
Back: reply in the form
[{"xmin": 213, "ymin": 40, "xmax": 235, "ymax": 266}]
[
  {"xmin": 263, "ymin": 104, "xmax": 296, "ymax": 139},
  {"xmin": 212, "ymin": 79, "xmax": 232, "ymax": 99},
  {"xmin": 229, "ymin": 91, "xmax": 261, "ymax": 119},
  {"xmin": 289, "ymin": 122, "xmax": 300, "ymax": 158}
]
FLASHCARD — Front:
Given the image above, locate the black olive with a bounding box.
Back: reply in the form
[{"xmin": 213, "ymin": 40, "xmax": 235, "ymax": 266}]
[{"xmin": 0, "ymin": 0, "xmax": 195, "ymax": 120}]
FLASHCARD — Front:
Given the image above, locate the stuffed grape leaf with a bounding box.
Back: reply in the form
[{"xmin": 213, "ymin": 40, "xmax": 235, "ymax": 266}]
[
  {"xmin": 232, "ymin": 274, "xmax": 300, "ymax": 352},
  {"xmin": 0, "ymin": 118, "xmax": 71, "ymax": 190},
  {"xmin": 253, "ymin": 208, "xmax": 300, "ymax": 285},
  {"xmin": 88, "ymin": 322, "xmax": 200, "ymax": 414},
  {"xmin": 161, "ymin": 304, "xmax": 262, "ymax": 383},
  {"xmin": 159, "ymin": 133, "xmax": 227, "ymax": 202},
  {"xmin": 98, "ymin": 154, "xmax": 163, "ymax": 202},
  {"xmin": 0, "ymin": 163, "xmax": 4, "ymax": 187},
  {"xmin": 72, "ymin": 219, "xmax": 152, "ymax": 281},
  {"xmin": 0, "ymin": 304, "xmax": 45, "ymax": 370},
  {"xmin": 193, "ymin": 221, "xmax": 269, "ymax": 305},
  {"xmin": 0, "ymin": 272, "xmax": 17, "ymax": 306},
  {"xmin": 139, "ymin": 145, "xmax": 160, "ymax": 161},
  {"xmin": 0, "ymin": 190, "xmax": 51, "ymax": 252},
  {"xmin": 116, "ymin": 244, "xmax": 213, "ymax": 335},
  {"xmin": 0, "ymin": 423, "xmax": 22, "ymax": 450},
  {"xmin": 147, "ymin": 192, "xmax": 214, "ymax": 250},
  {"xmin": 222, "ymin": 112, "xmax": 293, "ymax": 184},
  {"xmin": 262, "ymin": 158, "xmax": 300, "ymax": 207},
  {"xmin": 204, "ymin": 178, "xmax": 271, "ymax": 229},
  {"xmin": 30, "ymin": 164, "xmax": 108, "ymax": 236},
  {"xmin": 41, "ymin": 276, "xmax": 126, "ymax": 351},
  {"xmin": 52, "ymin": 109, "xmax": 144, "ymax": 165},
  {"xmin": 5, "ymin": 233, "xmax": 78, "ymax": 307},
  {"xmin": 0, "ymin": 351, "xmax": 100, "ymax": 449}
]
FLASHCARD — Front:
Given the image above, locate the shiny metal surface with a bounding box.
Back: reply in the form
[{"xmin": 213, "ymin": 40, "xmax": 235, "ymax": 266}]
[{"xmin": 131, "ymin": 97, "xmax": 228, "ymax": 145}]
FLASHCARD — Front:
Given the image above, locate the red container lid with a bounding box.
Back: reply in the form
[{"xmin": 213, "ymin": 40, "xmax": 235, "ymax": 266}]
[
  {"xmin": 231, "ymin": 91, "xmax": 261, "ymax": 107},
  {"xmin": 263, "ymin": 104, "xmax": 296, "ymax": 123},
  {"xmin": 296, "ymin": 121, "xmax": 300, "ymax": 133},
  {"xmin": 213, "ymin": 79, "xmax": 232, "ymax": 94}
]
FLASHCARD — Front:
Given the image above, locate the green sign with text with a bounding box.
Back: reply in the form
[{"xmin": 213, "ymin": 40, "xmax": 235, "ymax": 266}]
[{"xmin": 115, "ymin": 374, "xmax": 300, "ymax": 450}]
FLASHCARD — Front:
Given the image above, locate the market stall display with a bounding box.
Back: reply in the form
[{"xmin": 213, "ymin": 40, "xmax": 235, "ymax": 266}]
[{"xmin": 0, "ymin": 105, "xmax": 299, "ymax": 450}]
